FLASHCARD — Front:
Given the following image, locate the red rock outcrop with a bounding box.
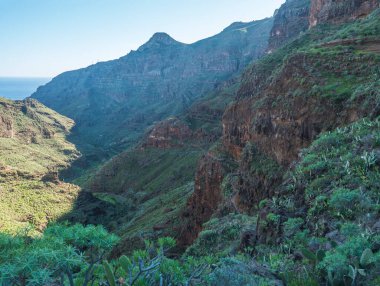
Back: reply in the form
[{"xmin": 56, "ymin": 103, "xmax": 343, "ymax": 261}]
[
  {"xmin": 178, "ymin": 153, "xmax": 225, "ymax": 247},
  {"xmin": 223, "ymin": 50, "xmax": 378, "ymax": 165},
  {"xmin": 141, "ymin": 118, "xmax": 193, "ymax": 149},
  {"xmin": 177, "ymin": 4, "xmax": 380, "ymax": 248},
  {"xmin": 309, "ymin": 0, "xmax": 379, "ymax": 27}
]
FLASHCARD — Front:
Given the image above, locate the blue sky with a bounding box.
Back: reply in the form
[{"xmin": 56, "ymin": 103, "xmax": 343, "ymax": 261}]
[{"xmin": 0, "ymin": 0, "xmax": 285, "ymax": 77}]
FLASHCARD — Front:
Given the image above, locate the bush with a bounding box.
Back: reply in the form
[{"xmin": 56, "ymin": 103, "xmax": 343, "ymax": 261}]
[
  {"xmin": 283, "ymin": 218, "xmax": 304, "ymax": 238},
  {"xmin": 329, "ymin": 188, "xmax": 367, "ymax": 219},
  {"xmin": 0, "ymin": 223, "xmax": 119, "ymax": 286}
]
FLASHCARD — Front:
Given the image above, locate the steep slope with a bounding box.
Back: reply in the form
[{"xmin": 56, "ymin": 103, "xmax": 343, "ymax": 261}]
[
  {"xmin": 178, "ymin": 2, "xmax": 380, "ymax": 247},
  {"xmin": 309, "ymin": 0, "xmax": 379, "ymax": 27},
  {"xmin": 175, "ymin": 3, "xmax": 380, "ymax": 285},
  {"xmin": 0, "ymin": 97, "xmax": 80, "ymax": 232},
  {"xmin": 267, "ymin": 0, "xmax": 311, "ymax": 52},
  {"xmin": 64, "ymin": 82, "xmax": 238, "ymax": 255},
  {"xmin": 67, "ymin": 0, "xmax": 379, "ymax": 253},
  {"xmin": 32, "ymin": 18, "xmax": 274, "ymax": 177}
]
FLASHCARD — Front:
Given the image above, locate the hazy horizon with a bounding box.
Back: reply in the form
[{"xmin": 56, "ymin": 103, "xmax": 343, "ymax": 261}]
[
  {"xmin": 0, "ymin": 77, "xmax": 51, "ymax": 100},
  {"xmin": 0, "ymin": 0, "xmax": 285, "ymax": 78}
]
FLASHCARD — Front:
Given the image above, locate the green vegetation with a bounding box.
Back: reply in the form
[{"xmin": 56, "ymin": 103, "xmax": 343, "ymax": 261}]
[
  {"xmin": 0, "ymin": 224, "xmax": 217, "ymax": 286},
  {"xmin": 70, "ymin": 147, "xmax": 201, "ymax": 241},
  {"xmin": 186, "ymin": 214, "xmax": 254, "ymax": 258},
  {"xmin": 259, "ymin": 118, "xmax": 380, "ymax": 285},
  {"xmin": 0, "ymin": 98, "xmax": 80, "ymax": 233},
  {"xmin": 0, "ymin": 224, "xmax": 118, "ymax": 285},
  {"xmin": 1, "ymin": 5, "xmax": 380, "ymax": 286}
]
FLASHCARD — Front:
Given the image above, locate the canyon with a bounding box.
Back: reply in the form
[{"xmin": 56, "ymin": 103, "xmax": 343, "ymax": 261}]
[{"xmin": 1, "ymin": 0, "xmax": 380, "ymax": 284}]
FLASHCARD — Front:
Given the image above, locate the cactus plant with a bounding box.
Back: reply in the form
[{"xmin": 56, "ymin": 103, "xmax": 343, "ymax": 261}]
[
  {"xmin": 360, "ymin": 248, "xmax": 374, "ymax": 267},
  {"xmin": 103, "ymin": 261, "xmax": 116, "ymax": 286}
]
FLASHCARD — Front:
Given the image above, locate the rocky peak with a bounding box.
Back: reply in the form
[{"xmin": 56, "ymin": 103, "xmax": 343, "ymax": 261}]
[
  {"xmin": 267, "ymin": 0, "xmax": 311, "ymax": 53},
  {"xmin": 309, "ymin": 0, "xmax": 380, "ymax": 27},
  {"xmin": 138, "ymin": 32, "xmax": 184, "ymax": 51}
]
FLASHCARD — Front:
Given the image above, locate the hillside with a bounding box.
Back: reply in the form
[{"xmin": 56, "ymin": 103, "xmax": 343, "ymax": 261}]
[
  {"xmin": 2, "ymin": 0, "xmax": 380, "ymax": 285},
  {"xmin": 64, "ymin": 0, "xmax": 380, "ymax": 284},
  {"xmin": 0, "ymin": 97, "xmax": 80, "ymax": 232},
  {"xmin": 181, "ymin": 0, "xmax": 380, "ymax": 246},
  {"xmin": 31, "ymin": 17, "xmax": 274, "ymax": 180},
  {"xmin": 63, "ymin": 82, "xmax": 238, "ymax": 256}
]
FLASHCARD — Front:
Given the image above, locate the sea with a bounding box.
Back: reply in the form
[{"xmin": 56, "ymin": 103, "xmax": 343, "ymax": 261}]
[{"xmin": 0, "ymin": 77, "xmax": 51, "ymax": 100}]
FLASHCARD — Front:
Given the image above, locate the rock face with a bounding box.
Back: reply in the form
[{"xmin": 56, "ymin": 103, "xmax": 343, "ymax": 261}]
[
  {"xmin": 309, "ymin": 0, "xmax": 379, "ymax": 27},
  {"xmin": 267, "ymin": 0, "xmax": 311, "ymax": 52},
  {"xmin": 141, "ymin": 118, "xmax": 193, "ymax": 149},
  {"xmin": 32, "ymin": 18, "xmax": 274, "ymax": 165},
  {"xmin": 223, "ymin": 51, "xmax": 377, "ymax": 165},
  {"xmin": 179, "ymin": 153, "xmax": 225, "ymax": 247},
  {"xmin": 177, "ymin": 4, "xmax": 380, "ymax": 247}
]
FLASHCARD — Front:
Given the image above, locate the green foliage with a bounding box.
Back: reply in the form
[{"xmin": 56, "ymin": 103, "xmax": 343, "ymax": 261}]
[
  {"xmin": 325, "ymin": 9, "xmax": 380, "ymax": 41},
  {"xmin": 360, "ymin": 249, "xmax": 374, "ymax": 267},
  {"xmin": 74, "ymin": 147, "xmax": 199, "ymax": 236},
  {"xmin": 0, "ymin": 98, "xmax": 81, "ymax": 233},
  {"xmin": 186, "ymin": 214, "xmax": 253, "ymax": 258},
  {"xmin": 340, "ymin": 223, "xmax": 361, "ymax": 238},
  {"xmin": 318, "ymin": 236, "xmax": 374, "ymax": 284},
  {"xmin": 242, "ymin": 143, "xmax": 284, "ymax": 181},
  {"xmin": 283, "ymin": 218, "xmax": 304, "ymax": 237},
  {"xmin": 0, "ymin": 223, "xmax": 119, "ymax": 286},
  {"xmin": 329, "ymin": 188, "xmax": 368, "ymax": 219},
  {"xmin": 102, "ymin": 237, "xmax": 208, "ymax": 286},
  {"xmin": 103, "ymin": 261, "xmax": 116, "ymax": 286},
  {"xmin": 266, "ymin": 213, "xmax": 280, "ymax": 224},
  {"xmin": 206, "ymin": 257, "xmax": 278, "ymax": 286},
  {"xmin": 259, "ymin": 199, "xmax": 269, "ymax": 209},
  {"xmin": 265, "ymin": 117, "xmax": 380, "ymax": 285}
]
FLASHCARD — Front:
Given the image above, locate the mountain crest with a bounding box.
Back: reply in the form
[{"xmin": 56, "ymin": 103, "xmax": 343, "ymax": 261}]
[{"xmin": 138, "ymin": 32, "xmax": 184, "ymax": 51}]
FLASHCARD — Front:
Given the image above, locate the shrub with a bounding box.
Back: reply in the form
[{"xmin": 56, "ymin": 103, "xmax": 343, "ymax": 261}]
[
  {"xmin": 0, "ymin": 223, "xmax": 119, "ymax": 286},
  {"xmin": 283, "ymin": 218, "xmax": 304, "ymax": 238},
  {"xmin": 329, "ymin": 188, "xmax": 363, "ymax": 219}
]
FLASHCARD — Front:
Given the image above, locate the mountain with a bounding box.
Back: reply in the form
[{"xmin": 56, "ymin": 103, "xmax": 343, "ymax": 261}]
[
  {"xmin": 267, "ymin": 0, "xmax": 311, "ymax": 52},
  {"xmin": 3, "ymin": 0, "xmax": 380, "ymax": 285},
  {"xmin": 181, "ymin": 0, "xmax": 380, "ymax": 243},
  {"xmin": 70, "ymin": 0, "xmax": 313, "ymax": 245},
  {"xmin": 64, "ymin": 0, "xmax": 380, "ymax": 284},
  {"xmin": 177, "ymin": 2, "xmax": 380, "ymax": 284},
  {"xmin": 31, "ymin": 18, "xmax": 274, "ymax": 176},
  {"xmin": 309, "ymin": 0, "xmax": 379, "ymax": 27},
  {"xmin": 0, "ymin": 97, "xmax": 80, "ymax": 232}
]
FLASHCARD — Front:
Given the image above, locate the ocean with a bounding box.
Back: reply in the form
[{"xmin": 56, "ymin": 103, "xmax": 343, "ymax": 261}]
[{"xmin": 0, "ymin": 77, "xmax": 51, "ymax": 100}]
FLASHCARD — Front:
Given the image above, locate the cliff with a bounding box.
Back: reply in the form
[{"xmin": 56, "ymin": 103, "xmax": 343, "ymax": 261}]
[
  {"xmin": 309, "ymin": 0, "xmax": 380, "ymax": 27},
  {"xmin": 267, "ymin": 0, "xmax": 311, "ymax": 52},
  {"xmin": 178, "ymin": 4, "xmax": 380, "ymax": 248},
  {"xmin": 141, "ymin": 118, "xmax": 194, "ymax": 149}
]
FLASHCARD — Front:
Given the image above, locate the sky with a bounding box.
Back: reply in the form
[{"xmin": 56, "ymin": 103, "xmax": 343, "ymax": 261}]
[{"xmin": 0, "ymin": 0, "xmax": 285, "ymax": 78}]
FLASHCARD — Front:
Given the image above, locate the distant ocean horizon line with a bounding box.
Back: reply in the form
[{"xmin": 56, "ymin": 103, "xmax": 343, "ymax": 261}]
[
  {"xmin": 0, "ymin": 77, "xmax": 52, "ymax": 100},
  {"xmin": 0, "ymin": 76, "xmax": 52, "ymax": 80}
]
